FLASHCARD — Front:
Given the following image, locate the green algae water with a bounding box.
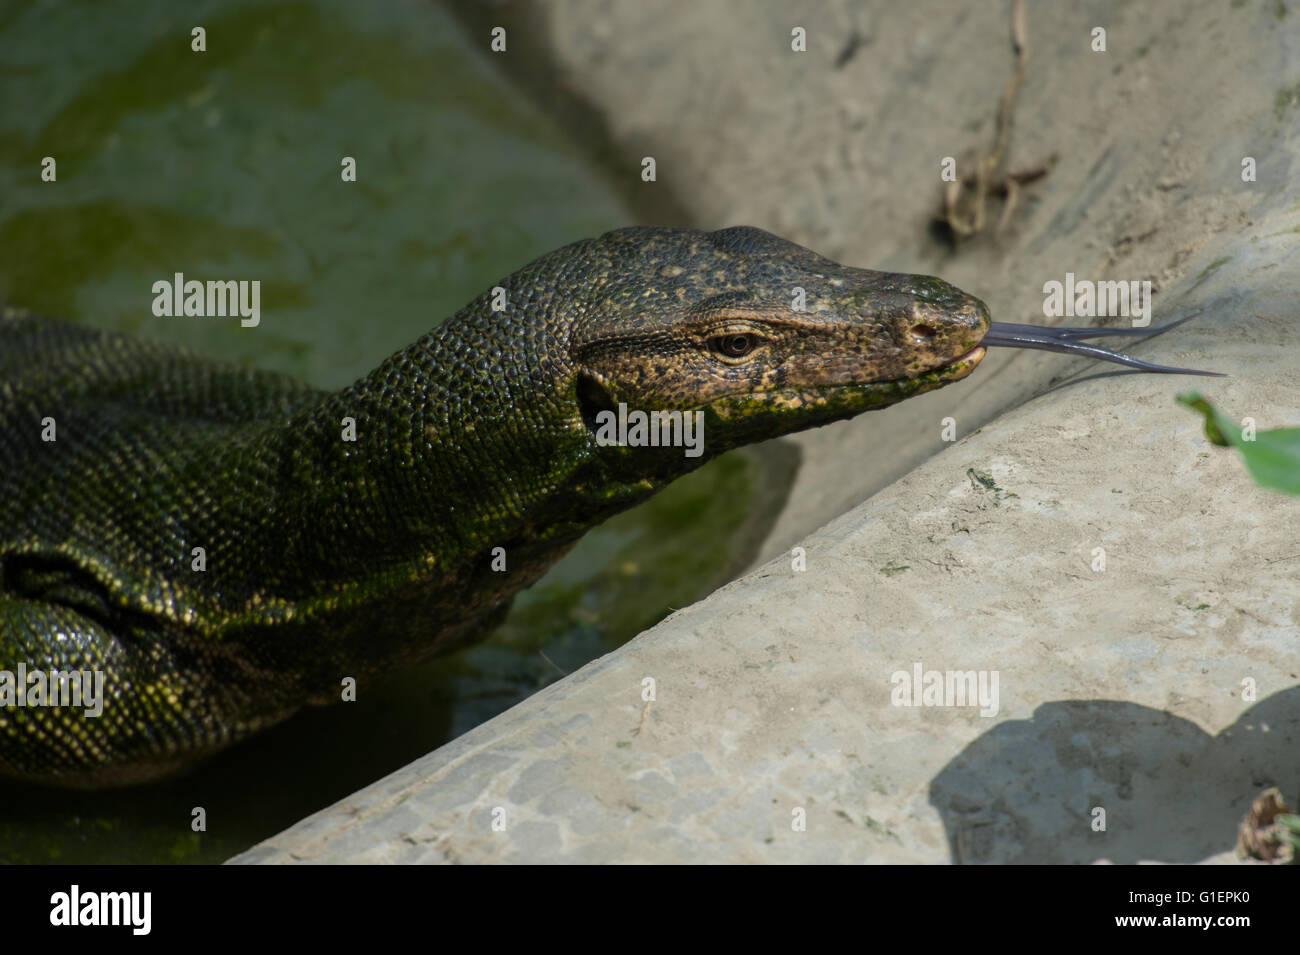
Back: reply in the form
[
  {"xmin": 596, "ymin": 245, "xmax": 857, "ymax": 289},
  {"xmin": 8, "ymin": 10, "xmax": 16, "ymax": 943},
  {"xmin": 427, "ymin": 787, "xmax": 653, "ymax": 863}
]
[{"xmin": 0, "ymin": 0, "xmax": 787, "ymax": 862}]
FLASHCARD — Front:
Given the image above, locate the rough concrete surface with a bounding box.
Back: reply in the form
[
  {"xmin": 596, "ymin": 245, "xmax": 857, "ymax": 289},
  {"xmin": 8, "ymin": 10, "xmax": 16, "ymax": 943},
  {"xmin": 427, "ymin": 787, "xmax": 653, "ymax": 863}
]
[{"xmin": 231, "ymin": 0, "xmax": 1298, "ymax": 862}]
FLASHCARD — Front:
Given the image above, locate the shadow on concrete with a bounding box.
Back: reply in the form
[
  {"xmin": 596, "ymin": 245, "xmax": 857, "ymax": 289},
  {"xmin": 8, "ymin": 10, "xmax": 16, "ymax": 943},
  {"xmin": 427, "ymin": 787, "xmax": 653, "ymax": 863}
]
[{"xmin": 930, "ymin": 690, "xmax": 1300, "ymax": 864}]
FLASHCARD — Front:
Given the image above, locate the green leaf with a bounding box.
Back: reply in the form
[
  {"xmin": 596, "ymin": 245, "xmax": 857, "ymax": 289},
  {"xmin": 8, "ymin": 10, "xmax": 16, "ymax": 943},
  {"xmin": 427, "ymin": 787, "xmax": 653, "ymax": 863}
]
[{"xmin": 1178, "ymin": 392, "xmax": 1300, "ymax": 495}]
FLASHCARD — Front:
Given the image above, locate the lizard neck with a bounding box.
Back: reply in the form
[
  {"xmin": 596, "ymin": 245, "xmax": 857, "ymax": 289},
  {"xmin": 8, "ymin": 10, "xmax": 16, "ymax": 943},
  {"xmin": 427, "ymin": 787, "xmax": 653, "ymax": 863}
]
[{"xmin": 267, "ymin": 300, "xmax": 637, "ymax": 604}]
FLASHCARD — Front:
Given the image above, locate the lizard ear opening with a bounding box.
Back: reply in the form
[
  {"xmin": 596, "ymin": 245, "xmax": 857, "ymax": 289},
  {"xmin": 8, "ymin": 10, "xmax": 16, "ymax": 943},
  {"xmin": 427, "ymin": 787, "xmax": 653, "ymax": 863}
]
[{"xmin": 576, "ymin": 372, "xmax": 617, "ymax": 433}]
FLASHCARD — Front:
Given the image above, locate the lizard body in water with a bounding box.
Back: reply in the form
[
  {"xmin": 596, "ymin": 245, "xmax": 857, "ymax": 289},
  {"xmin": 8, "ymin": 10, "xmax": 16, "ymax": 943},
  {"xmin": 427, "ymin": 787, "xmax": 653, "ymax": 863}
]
[{"xmin": 0, "ymin": 225, "xmax": 1212, "ymax": 787}]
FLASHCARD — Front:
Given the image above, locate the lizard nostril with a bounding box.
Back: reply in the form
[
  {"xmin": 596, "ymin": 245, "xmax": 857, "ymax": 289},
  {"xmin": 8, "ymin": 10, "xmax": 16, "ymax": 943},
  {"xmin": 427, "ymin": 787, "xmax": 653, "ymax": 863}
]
[{"xmin": 909, "ymin": 323, "xmax": 938, "ymax": 344}]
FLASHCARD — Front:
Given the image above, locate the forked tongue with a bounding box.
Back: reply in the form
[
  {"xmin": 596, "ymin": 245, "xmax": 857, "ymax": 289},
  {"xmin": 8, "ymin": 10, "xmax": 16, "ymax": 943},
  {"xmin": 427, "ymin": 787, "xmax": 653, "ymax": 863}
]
[{"xmin": 982, "ymin": 311, "xmax": 1224, "ymax": 376}]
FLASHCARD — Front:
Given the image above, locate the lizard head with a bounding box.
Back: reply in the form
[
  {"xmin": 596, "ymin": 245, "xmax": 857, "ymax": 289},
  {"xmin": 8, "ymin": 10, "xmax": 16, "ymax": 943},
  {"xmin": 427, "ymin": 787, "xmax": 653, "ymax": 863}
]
[{"xmin": 567, "ymin": 225, "xmax": 989, "ymax": 459}]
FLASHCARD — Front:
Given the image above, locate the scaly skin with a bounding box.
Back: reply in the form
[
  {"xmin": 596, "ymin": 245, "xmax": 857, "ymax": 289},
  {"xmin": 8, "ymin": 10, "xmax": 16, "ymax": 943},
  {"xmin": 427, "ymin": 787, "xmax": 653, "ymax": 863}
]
[{"xmin": 0, "ymin": 226, "xmax": 988, "ymax": 787}]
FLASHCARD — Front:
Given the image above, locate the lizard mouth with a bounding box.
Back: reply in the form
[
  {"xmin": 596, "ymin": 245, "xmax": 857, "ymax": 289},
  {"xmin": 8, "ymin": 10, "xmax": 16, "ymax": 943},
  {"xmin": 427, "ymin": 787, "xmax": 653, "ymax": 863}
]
[
  {"xmin": 697, "ymin": 344, "xmax": 988, "ymax": 420},
  {"xmin": 933, "ymin": 344, "xmax": 986, "ymax": 381},
  {"xmin": 594, "ymin": 343, "xmax": 991, "ymax": 426}
]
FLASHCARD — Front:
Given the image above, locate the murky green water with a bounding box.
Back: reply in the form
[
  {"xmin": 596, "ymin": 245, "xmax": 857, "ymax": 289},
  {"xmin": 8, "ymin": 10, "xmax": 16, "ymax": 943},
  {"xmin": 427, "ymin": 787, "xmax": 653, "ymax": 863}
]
[{"xmin": 0, "ymin": 0, "xmax": 790, "ymax": 861}]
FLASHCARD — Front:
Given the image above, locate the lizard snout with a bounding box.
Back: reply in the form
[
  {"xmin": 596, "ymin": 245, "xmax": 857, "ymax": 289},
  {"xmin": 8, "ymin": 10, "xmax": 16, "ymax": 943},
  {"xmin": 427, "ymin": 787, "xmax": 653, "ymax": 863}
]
[{"xmin": 894, "ymin": 289, "xmax": 990, "ymax": 372}]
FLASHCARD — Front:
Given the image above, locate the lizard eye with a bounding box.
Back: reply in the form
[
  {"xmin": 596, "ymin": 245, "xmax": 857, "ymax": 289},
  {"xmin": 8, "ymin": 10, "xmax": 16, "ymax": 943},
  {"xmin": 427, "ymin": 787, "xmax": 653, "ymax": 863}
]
[{"xmin": 710, "ymin": 333, "xmax": 761, "ymax": 360}]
